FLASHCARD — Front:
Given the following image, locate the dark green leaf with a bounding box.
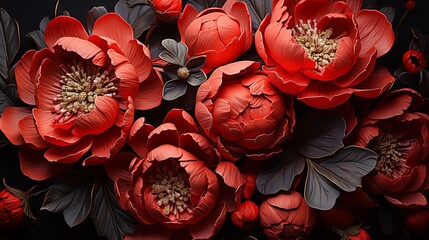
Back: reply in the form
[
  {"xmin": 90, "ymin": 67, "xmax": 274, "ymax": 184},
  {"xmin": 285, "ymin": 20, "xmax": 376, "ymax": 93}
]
[
  {"xmin": 27, "ymin": 17, "xmax": 50, "ymax": 50},
  {"xmin": 163, "ymin": 79, "xmax": 187, "ymax": 100},
  {"xmin": 186, "ymin": 56, "xmax": 206, "ymax": 70},
  {"xmin": 380, "ymin": 7, "xmax": 395, "ymax": 24},
  {"xmin": 293, "ymin": 112, "xmax": 346, "ymax": 159},
  {"xmin": 187, "ymin": 70, "xmax": 207, "ymax": 86},
  {"xmin": 0, "ymin": 90, "xmax": 14, "ymax": 116},
  {"xmin": 87, "ymin": 6, "xmax": 108, "ymax": 34},
  {"xmin": 115, "ymin": 0, "xmax": 155, "ymax": 38},
  {"xmin": 187, "ymin": 0, "xmax": 227, "ymax": 12},
  {"xmin": 160, "ymin": 39, "xmax": 188, "ymax": 66},
  {"xmin": 41, "ymin": 170, "xmax": 94, "ymax": 227},
  {"xmin": 312, "ymin": 146, "xmax": 377, "ymax": 192},
  {"xmin": 0, "ymin": 7, "xmax": 20, "ymax": 80},
  {"xmin": 90, "ymin": 179, "xmax": 135, "ymax": 240},
  {"xmin": 256, "ymin": 149, "xmax": 305, "ymax": 195},
  {"xmin": 304, "ymin": 159, "xmax": 340, "ymax": 210},
  {"xmin": 237, "ymin": 0, "xmax": 271, "ymax": 33}
]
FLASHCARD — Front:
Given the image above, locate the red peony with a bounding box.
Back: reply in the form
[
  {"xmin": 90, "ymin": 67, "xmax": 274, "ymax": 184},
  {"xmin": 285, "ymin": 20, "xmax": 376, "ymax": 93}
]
[
  {"xmin": 0, "ymin": 13, "xmax": 163, "ymax": 180},
  {"xmin": 356, "ymin": 89, "xmax": 429, "ymax": 207},
  {"xmin": 104, "ymin": 109, "xmax": 246, "ymax": 240},
  {"xmin": 255, "ymin": 0, "xmax": 395, "ymax": 109},
  {"xmin": 231, "ymin": 200, "xmax": 259, "ymax": 230},
  {"xmin": 0, "ymin": 189, "xmax": 25, "ymax": 228},
  {"xmin": 259, "ymin": 191, "xmax": 316, "ymax": 240},
  {"xmin": 178, "ymin": 0, "xmax": 252, "ymax": 71},
  {"xmin": 148, "ymin": 0, "xmax": 182, "ymax": 22},
  {"xmin": 195, "ymin": 61, "xmax": 295, "ymax": 161}
]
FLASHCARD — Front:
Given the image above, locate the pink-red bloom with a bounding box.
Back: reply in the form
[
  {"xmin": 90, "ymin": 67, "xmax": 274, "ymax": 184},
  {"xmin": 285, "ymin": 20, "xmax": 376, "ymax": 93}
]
[
  {"xmin": 178, "ymin": 0, "xmax": 252, "ymax": 71},
  {"xmin": 195, "ymin": 61, "xmax": 295, "ymax": 161},
  {"xmin": 231, "ymin": 200, "xmax": 259, "ymax": 230},
  {"xmin": 105, "ymin": 109, "xmax": 245, "ymax": 240},
  {"xmin": 0, "ymin": 189, "xmax": 25, "ymax": 228},
  {"xmin": 356, "ymin": 89, "xmax": 429, "ymax": 207},
  {"xmin": 0, "ymin": 13, "xmax": 163, "ymax": 180},
  {"xmin": 255, "ymin": 0, "xmax": 395, "ymax": 109},
  {"xmin": 148, "ymin": 0, "xmax": 182, "ymax": 22},
  {"xmin": 259, "ymin": 191, "xmax": 316, "ymax": 240}
]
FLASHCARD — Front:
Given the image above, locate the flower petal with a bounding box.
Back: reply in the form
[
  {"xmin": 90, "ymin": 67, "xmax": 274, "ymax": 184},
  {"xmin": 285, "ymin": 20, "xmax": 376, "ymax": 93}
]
[
  {"xmin": 35, "ymin": 58, "xmax": 63, "ymax": 111},
  {"xmin": 263, "ymin": 65, "xmax": 310, "ymax": 94},
  {"xmin": 163, "ymin": 109, "xmax": 199, "ymax": 134},
  {"xmin": 125, "ymin": 40, "xmax": 152, "ymax": 83},
  {"xmin": 384, "ymin": 192, "xmax": 427, "ymax": 208},
  {"xmin": 352, "ymin": 66, "xmax": 394, "ymax": 98},
  {"xmin": 19, "ymin": 145, "xmax": 72, "ymax": 181},
  {"xmin": 44, "ymin": 136, "xmax": 93, "ymax": 163},
  {"xmin": 128, "ymin": 117, "xmax": 154, "ymax": 159},
  {"xmin": 297, "ymin": 81, "xmax": 353, "ymax": 109},
  {"xmin": 92, "ymin": 13, "xmax": 134, "ymax": 48},
  {"xmin": 134, "ymin": 69, "xmax": 163, "ymax": 110},
  {"xmin": 19, "ymin": 115, "xmax": 51, "ymax": 149},
  {"xmin": 72, "ymin": 96, "xmax": 119, "ymax": 136},
  {"xmin": 189, "ymin": 201, "xmax": 226, "ymax": 240},
  {"xmin": 147, "ymin": 123, "xmax": 180, "ymax": 151},
  {"xmin": 104, "ymin": 152, "xmax": 136, "ymax": 181},
  {"xmin": 294, "ymin": 0, "xmax": 331, "ymax": 22},
  {"xmin": 0, "ymin": 107, "xmax": 32, "ymax": 145},
  {"xmin": 54, "ymin": 37, "xmax": 106, "ymax": 66},
  {"xmin": 44, "ymin": 16, "xmax": 89, "ymax": 50},
  {"xmin": 356, "ymin": 10, "xmax": 394, "ymax": 57},
  {"xmin": 15, "ymin": 50, "xmax": 36, "ymax": 105},
  {"xmin": 367, "ymin": 94, "xmax": 413, "ymax": 120}
]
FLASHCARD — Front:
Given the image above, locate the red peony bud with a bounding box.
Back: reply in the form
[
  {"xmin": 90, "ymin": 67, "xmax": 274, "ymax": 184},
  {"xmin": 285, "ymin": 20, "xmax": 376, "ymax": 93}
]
[
  {"xmin": 231, "ymin": 201, "xmax": 259, "ymax": 230},
  {"xmin": 242, "ymin": 172, "xmax": 257, "ymax": 200},
  {"xmin": 405, "ymin": 0, "xmax": 416, "ymax": 10},
  {"xmin": 402, "ymin": 49, "xmax": 427, "ymax": 74},
  {"xmin": 403, "ymin": 208, "xmax": 429, "ymax": 234},
  {"xmin": 148, "ymin": 0, "xmax": 182, "ymax": 22},
  {"xmin": 0, "ymin": 189, "xmax": 25, "ymax": 228},
  {"xmin": 260, "ymin": 191, "xmax": 316, "ymax": 240}
]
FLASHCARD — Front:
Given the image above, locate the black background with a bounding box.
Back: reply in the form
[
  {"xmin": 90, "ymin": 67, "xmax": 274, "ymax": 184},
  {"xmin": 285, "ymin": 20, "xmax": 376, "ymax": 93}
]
[{"xmin": 1, "ymin": 0, "xmax": 429, "ymax": 239}]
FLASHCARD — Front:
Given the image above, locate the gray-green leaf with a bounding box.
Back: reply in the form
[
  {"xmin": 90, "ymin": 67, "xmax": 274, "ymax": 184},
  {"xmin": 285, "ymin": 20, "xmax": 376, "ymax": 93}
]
[
  {"xmin": 0, "ymin": 7, "xmax": 20, "ymax": 80},
  {"xmin": 115, "ymin": 0, "xmax": 155, "ymax": 38},
  {"xmin": 163, "ymin": 79, "xmax": 187, "ymax": 101}
]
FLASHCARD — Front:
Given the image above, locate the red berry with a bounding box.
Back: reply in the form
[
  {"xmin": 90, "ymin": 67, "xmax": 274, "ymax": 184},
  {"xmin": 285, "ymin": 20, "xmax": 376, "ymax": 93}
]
[{"xmin": 406, "ymin": 0, "xmax": 416, "ymax": 10}]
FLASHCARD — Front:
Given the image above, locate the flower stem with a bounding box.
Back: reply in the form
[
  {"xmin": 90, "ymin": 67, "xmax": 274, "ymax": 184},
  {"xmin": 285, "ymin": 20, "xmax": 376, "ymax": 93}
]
[
  {"xmin": 395, "ymin": 10, "xmax": 409, "ymax": 32},
  {"xmin": 27, "ymin": 189, "xmax": 49, "ymax": 198}
]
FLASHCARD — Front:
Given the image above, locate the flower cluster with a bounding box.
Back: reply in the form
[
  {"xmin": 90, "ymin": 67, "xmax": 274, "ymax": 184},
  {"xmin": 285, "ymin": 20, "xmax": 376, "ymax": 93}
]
[{"xmin": 0, "ymin": 0, "xmax": 428, "ymax": 239}]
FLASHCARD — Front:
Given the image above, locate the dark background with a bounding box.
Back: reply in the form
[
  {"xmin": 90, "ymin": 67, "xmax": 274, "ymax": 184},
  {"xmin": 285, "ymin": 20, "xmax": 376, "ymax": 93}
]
[{"xmin": 1, "ymin": 0, "xmax": 429, "ymax": 239}]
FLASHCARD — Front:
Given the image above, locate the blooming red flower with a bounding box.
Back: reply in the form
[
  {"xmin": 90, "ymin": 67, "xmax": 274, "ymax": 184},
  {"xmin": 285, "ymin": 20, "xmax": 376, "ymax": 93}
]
[
  {"xmin": 402, "ymin": 49, "xmax": 427, "ymax": 74},
  {"xmin": 148, "ymin": 0, "xmax": 182, "ymax": 22},
  {"xmin": 231, "ymin": 200, "xmax": 259, "ymax": 230},
  {"xmin": 259, "ymin": 191, "xmax": 316, "ymax": 240},
  {"xmin": 195, "ymin": 61, "xmax": 295, "ymax": 161},
  {"xmin": 0, "ymin": 13, "xmax": 163, "ymax": 180},
  {"xmin": 255, "ymin": 0, "xmax": 395, "ymax": 109},
  {"xmin": 0, "ymin": 189, "xmax": 25, "ymax": 228},
  {"xmin": 178, "ymin": 0, "xmax": 252, "ymax": 71},
  {"xmin": 104, "ymin": 109, "xmax": 245, "ymax": 239},
  {"xmin": 356, "ymin": 89, "xmax": 429, "ymax": 207}
]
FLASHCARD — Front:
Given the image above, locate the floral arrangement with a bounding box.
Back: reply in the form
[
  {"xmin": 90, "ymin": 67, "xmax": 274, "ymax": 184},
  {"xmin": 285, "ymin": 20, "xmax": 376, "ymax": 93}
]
[{"xmin": 0, "ymin": 0, "xmax": 428, "ymax": 239}]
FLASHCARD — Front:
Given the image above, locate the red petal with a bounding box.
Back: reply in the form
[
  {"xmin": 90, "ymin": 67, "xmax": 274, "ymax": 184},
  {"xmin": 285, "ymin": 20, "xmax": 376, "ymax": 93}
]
[
  {"xmin": 145, "ymin": 145, "xmax": 183, "ymax": 163},
  {"xmin": 189, "ymin": 201, "xmax": 226, "ymax": 239},
  {"xmin": 263, "ymin": 65, "xmax": 310, "ymax": 94},
  {"xmin": 195, "ymin": 102, "xmax": 214, "ymax": 137},
  {"xmin": 255, "ymin": 15, "xmax": 275, "ymax": 66},
  {"xmin": 216, "ymin": 161, "xmax": 245, "ymax": 189},
  {"xmin": 54, "ymin": 37, "xmax": 106, "ymax": 66},
  {"xmin": 33, "ymin": 108, "xmax": 81, "ymax": 146},
  {"xmin": 178, "ymin": 5, "xmax": 199, "ymax": 42},
  {"xmin": 82, "ymin": 127, "xmax": 121, "ymax": 166},
  {"xmin": 92, "ymin": 13, "xmax": 134, "ymax": 48},
  {"xmin": 104, "ymin": 152, "xmax": 135, "ymax": 181},
  {"xmin": 267, "ymin": 191, "xmax": 302, "ymax": 210},
  {"xmin": 163, "ymin": 109, "xmax": 199, "ymax": 134},
  {"xmin": 44, "ymin": 136, "xmax": 93, "ymax": 163},
  {"xmin": 294, "ymin": 0, "xmax": 330, "ymax": 22},
  {"xmin": 15, "ymin": 50, "xmax": 36, "ymax": 105},
  {"xmin": 19, "ymin": 145, "xmax": 72, "ymax": 180},
  {"xmin": 133, "ymin": 69, "xmax": 163, "ymax": 110},
  {"xmin": 72, "ymin": 96, "xmax": 119, "ymax": 136},
  {"xmin": 179, "ymin": 133, "xmax": 219, "ymax": 165},
  {"xmin": 115, "ymin": 62, "xmax": 139, "ymax": 109},
  {"xmin": 227, "ymin": 1, "xmax": 252, "ymax": 52},
  {"xmin": 44, "ymin": 16, "xmax": 89, "ymax": 50},
  {"xmin": 35, "ymin": 59, "xmax": 63, "ymax": 111},
  {"xmin": 297, "ymin": 81, "xmax": 353, "ymax": 109},
  {"xmin": 352, "ymin": 66, "xmax": 394, "ymax": 98},
  {"xmin": 343, "ymin": 0, "xmax": 363, "ymax": 14},
  {"xmin": 125, "ymin": 40, "xmax": 152, "ymax": 83},
  {"xmin": 354, "ymin": 126, "xmax": 379, "ymax": 147},
  {"xmin": 367, "ymin": 94, "xmax": 413, "ymax": 120},
  {"xmin": 356, "ymin": 10, "xmax": 394, "ymax": 57},
  {"xmin": 385, "ymin": 192, "xmax": 427, "ymax": 208},
  {"xmin": 0, "ymin": 107, "xmax": 32, "ymax": 145},
  {"xmin": 147, "ymin": 123, "xmax": 180, "ymax": 151},
  {"xmin": 128, "ymin": 117, "xmax": 154, "ymax": 159},
  {"xmin": 19, "ymin": 115, "xmax": 51, "ymax": 149},
  {"xmin": 405, "ymin": 165, "xmax": 427, "ymax": 192}
]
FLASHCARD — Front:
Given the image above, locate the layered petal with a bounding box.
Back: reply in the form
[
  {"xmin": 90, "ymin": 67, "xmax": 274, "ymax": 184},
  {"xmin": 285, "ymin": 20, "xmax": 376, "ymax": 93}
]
[{"xmin": 44, "ymin": 16, "xmax": 89, "ymax": 50}]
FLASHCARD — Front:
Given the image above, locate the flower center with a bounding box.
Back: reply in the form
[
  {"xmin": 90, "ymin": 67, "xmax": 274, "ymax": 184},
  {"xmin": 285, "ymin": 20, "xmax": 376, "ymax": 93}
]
[
  {"xmin": 151, "ymin": 162, "xmax": 193, "ymax": 218},
  {"xmin": 177, "ymin": 66, "xmax": 190, "ymax": 79},
  {"xmin": 292, "ymin": 19, "xmax": 339, "ymax": 69},
  {"xmin": 53, "ymin": 61, "xmax": 119, "ymax": 122},
  {"xmin": 370, "ymin": 131, "xmax": 410, "ymax": 178}
]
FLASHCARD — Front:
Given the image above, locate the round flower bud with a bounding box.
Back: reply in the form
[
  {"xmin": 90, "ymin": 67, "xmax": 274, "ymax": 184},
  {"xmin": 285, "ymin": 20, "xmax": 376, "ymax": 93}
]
[
  {"xmin": 402, "ymin": 49, "xmax": 427, "ymax": 74},
  {"xmin": 0, "ymin": 189, "xmax": 25, "ymax": 228},
  {"xmin": 148, "ymin": 0, "xmax": 182, "ymax": 22}
]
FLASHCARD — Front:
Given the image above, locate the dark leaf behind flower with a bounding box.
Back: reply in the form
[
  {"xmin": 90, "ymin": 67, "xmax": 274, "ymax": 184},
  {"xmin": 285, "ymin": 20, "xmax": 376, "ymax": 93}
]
[
  {"xmin": 115, "ymin": 0, "xmax": 155, "ymax": 38},
  {"xmin": 256, "ymin": 149, "xmax": 305, "ymax": 195},
  {"xmin": 147, "ymin": 23, "xmax": 180, "ymax": 60},
  {"xmin": 0, "ymin": 7, "xmax": 20, "ymax": 80},
  {"xmin": 86, "ymin": 6, "xmax": 108, "ymax": 34},
  {"xmin": 27, "ymin": 17, "xmax": 50, "ymax": 50},
  {"xmin": 237, "ymin": 0, "xmax": 271, "ymax": 33},
  {"xmin": 380, "ymin": 6, "xmax": 395, "ymax": 24},
  {"xmin": 186, "ymin": 0, "xmax": 227, "ymax": 12}
]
